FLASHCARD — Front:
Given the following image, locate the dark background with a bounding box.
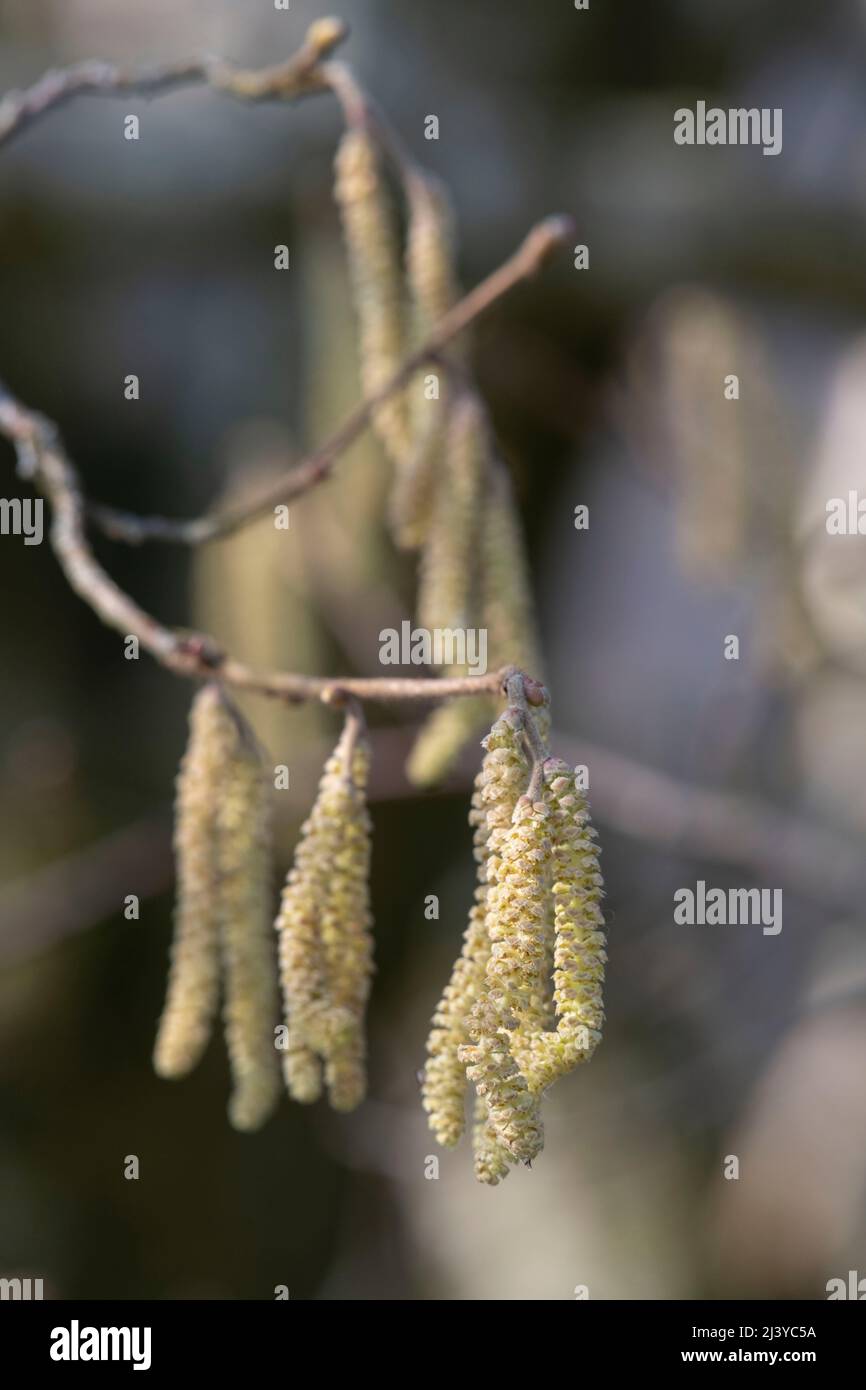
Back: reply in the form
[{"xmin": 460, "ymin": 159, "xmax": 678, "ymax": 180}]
[{"xmin": 2, "ymin": 0, "xmax": 866, "ymax": 1300}]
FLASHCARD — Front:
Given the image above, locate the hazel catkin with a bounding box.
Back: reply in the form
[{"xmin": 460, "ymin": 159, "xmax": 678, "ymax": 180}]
[
  {"xmin": 334, "ymin": 126, "xmax": 411, "ymax": 471},
  {"xmin": 421, "ymin": 708, "xmax": 528, "ymax": 1160},
  {"xmin": 153, "ymin": 684, "xmax": 224, "ymax": 1080},
  {"xmin": 154, "ymin": 685, "xmax": 281, "ymax": 1132},
  {"xmin": 275, "ymin": 716, "xmax": 375, "ymax": 1112},
  {"xmin": 213, "ymin": 711, "xmax": 282, "ymax": 1132}
]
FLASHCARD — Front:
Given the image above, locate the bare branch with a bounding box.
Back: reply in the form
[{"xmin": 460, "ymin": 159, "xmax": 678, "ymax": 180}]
[
  {"xmin": 0, "ymin": 26, "xmax": 566, "ymax": 713},
  {"xmin": 0, "ymin": 379, "xmax": 526, "ymax": 704},
  {"xmin": 86, "ymin": 216, "xmax": 573, "ymax": 546},
  {"xmin": 0, "ymin": 18, "xmax": 350, "ymax": 148}
]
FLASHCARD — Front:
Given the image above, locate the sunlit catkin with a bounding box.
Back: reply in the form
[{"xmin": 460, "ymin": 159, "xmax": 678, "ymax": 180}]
[
  {"xmin": 275, "ymin": 715, "xmax": 374, "ymax": 1111},
  {"xmin": 472, "ymin": 1093, "xmax": 511, "ymax": 1186},
  {"xmin": 334, "ymin": 126, "xmax": 411, "ymax": 470},
  {"xmin": 519, "ymin": 759, "xmax": 606, "ymax": 1092},
  {"xmin": 214, "ymin": 709, "xmax": 282, "ymax": 1132},
  {"xmin": 461, "ymin": 794, "xmax": 550, "ymax": 1163},
  {"xmin": 153, "ymin": 685, "xmax": 223, "ymax": 1080},
  {"xmin": 422, "ymin": 708, "xmax": 528, "ymax": 1155}
]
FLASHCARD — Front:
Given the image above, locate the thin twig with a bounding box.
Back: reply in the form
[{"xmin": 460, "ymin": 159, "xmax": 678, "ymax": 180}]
[
  {"xmin": 0, "ymin": 25, "xmax": 565, "ymax": 712},
  {"xmin": 0, "ymin": 378, "xmax": 521, "ymax": 704},
  {"xmin": 86, "ymin": 215, "xmax": 573, "ymax": 546},
  {"xmin": 0, "ymin": 18, "xmax": 350, "ymax": 148}
]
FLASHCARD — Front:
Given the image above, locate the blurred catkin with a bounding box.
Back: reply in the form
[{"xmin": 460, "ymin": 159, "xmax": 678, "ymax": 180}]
[
  {"xmin": 154, "ymin": 685, "xmax": 280, "ymax": 1132},
  {"xmin": 334, "ymin": 126, "xmax": 411, "ymax": 470},
  {"xmin": 213, "ymin": 710, "xmax": 282, "ymax": 1132},
  {"xmin": 407, "ymin": 428, "xmax": 543, "ymax": 790},
  {"xmin": 275, "ymin": 716, "xmax": 374, "ymax": 1111},
  {"xmin": 481, "ymin": 458, "xmax": 542, "ymax": 680},
  {"xmin": 389, "ymin": 174, "xmax": 460, "ymax": 550},
  {"xmin": 153, "ymin": 685, "xmax": 224, "ymax": 1080},
  {"xmin": 416, "ymin": 392, "xmax": 488, "ymax": 637}
]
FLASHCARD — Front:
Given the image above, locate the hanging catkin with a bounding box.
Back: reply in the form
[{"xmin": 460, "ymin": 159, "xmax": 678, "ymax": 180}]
[
  {"xmin": 481, "ymin": 458, "xmax": 542, "ymax": 680},
  {"xmin": 406, "ymin": 434, "xmax": 542, "ymax": 790},
  {"xmin": 317, "ymin": 731, "xmax": 374, "ymax": 1112},
  {"xmin": 275, "ymin": 715, "xmax": 374, "ymax": 1111},
  {"xmin": 472, "ymin": 1094, "xmax": 511, "ymax": 1186},
  {"xmin": 422, "ymin": 708, "xmax": 527, "ymax": 1165},
  {"xmin": 214, "ymin": 709, "xmax": 282, "ymax": 1132},
  {"xmin": 389, "ymin": 174, "xmax": 460, "ymax": 550},
  {"xmin": 425, "ymin": 694, "xmax": 606, "ymax": 1183},
  {"xmin": 517, "ymin": 758, "xmax": 606, "ymax": 1092},
  {"xmin": 154, "ymin": 684, "xmax": 281, "ymax": 1132},
  {"xmin": 153, "ymin": 685, "xmax": 224, "ymax": 1080},
  {"xmin": 416, "ymin": 391, "xmax": 488, "ymax": 638},
  {"xmin": 333, "ymin": 126, "xmax": 412, "ymax": 471},
  {"xmin": 461, "ymin": 794, "xmax": 550, "ymax": 1164}
]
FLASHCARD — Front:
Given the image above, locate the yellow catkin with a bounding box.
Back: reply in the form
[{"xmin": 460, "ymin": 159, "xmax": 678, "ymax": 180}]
[
  {"xmin": 422, "ymin": 709, "xmax": 528, "ymax": 1156},
  {"xmin": 333, "ymin": 127, "xmax": 411, "ymax": 469},
  {"xmin": 388, "ymin": 386, "xmax": 450, "ymax": 552},
  {"xmin": 275, "ymin": 721, "xmax": 375, "ymax": 1111},
  {"xmin": 405, "ymin": 693, "xmax": 496, "ymax": 789},
  {"xmin": 461, "ymin": 794, "xmax": 550, "ymax": 1164},
  {"xmin": 406, "ymin": 173, "xmax": 459, "ymax": 331},
  {"xmin": 406, "ymin": 434, "xmax": 544, "ymax": 790},
  {"xmin": 416, "ymin": 392, "xmax": 488, "ymax": 640},
  {"xmin": 472, "ymin": 1093, "xmax": 511, "ymax": 1186},
  {"xmin": 317, "ymin": 734, "xmax": 374, "ymax": 1111},
  {"xmin": 153, "ymin": 685, "xmax": 223, "ymax": 1080},
  {"xmin": 519, "ymin": 759, "xmax": 606, "ymax": 1092},
  {"xmin": 389, "ymin": 174, "xmax": 459, "ymax": 550},
  {"xmin": 481, "ymin": 458, "xmax": 542, "ymax": 679},
  {"xmin": 214, "ymin": 708, "xmax": 282, "ymax": 1133}
]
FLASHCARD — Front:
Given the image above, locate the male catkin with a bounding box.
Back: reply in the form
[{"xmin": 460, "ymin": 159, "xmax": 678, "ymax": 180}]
[
  {"xmin": 154, "ymin": 685, "xmax": 281, "ymax": 1132},
  {"xmin": 214, "ymin": 710, "xmax": 282, "ymax": 1132},
  {"xmin": 334, "ymin": 126, "xmax": 411, "ymax": 470},
  {"xmin": 275, "ymin": 716, "xmax": 374, "ymax": 1111},
  {"xmin": 518, "ymin": 759, "xmax": 606, "ymax": 1092},
  {"xmin": 153, "ymin": 684, "xmax": 224, "ymax": 1080},
  {"xmin": 422, "ymin": 708, "xmax": 528, "ymax": 1168},
  {"xmin": 461, "ymin": 794, "xmax": 551, "ymax": 1164},
  {"xmin": 389, "ymin": 173, "xmax": 460, "ymax": 550}
]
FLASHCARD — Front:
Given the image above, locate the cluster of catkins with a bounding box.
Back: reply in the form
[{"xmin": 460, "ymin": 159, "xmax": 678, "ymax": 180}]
[
  {"xmin": 422, "ymin": 700, "xmax": 607, "ymax": 1183},
  {"xmin": 153, "ymin": 112, "xmax": 599, "ymax": 1167},
  {"xmin": 153, "ymin": 683, "xmax": 374, "ymax": 1128},
  {"xmin": 333, "ymin": 123, "xmax": 541, "ymax": 786}
]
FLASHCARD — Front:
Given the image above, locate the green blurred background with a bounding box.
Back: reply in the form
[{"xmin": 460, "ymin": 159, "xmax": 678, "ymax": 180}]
[{"xmin": 2, "ymin": 0, "xmax": 866, "ymax": 1300}]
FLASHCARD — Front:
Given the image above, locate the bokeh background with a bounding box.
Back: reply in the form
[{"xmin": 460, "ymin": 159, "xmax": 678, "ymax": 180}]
[{"xmin": 2, "ymin": 0, "xmax": 866, "ymax": 1300}]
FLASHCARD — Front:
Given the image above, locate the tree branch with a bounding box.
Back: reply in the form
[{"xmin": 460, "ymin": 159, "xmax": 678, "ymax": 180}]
[
  {"xmin": 0, "ymin": 17, "xmax": 350, "ymax": 148},
  {"xmin": 0, "ymin": 375, "xmax": 523, "ymax": 704},
  {"xmin": 86, "ymin": 215, "xmax": 573, "ymax": 546},
  {"xmin": 0, "ymin": 23, "xmax": 567, "ymax": 712}
]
